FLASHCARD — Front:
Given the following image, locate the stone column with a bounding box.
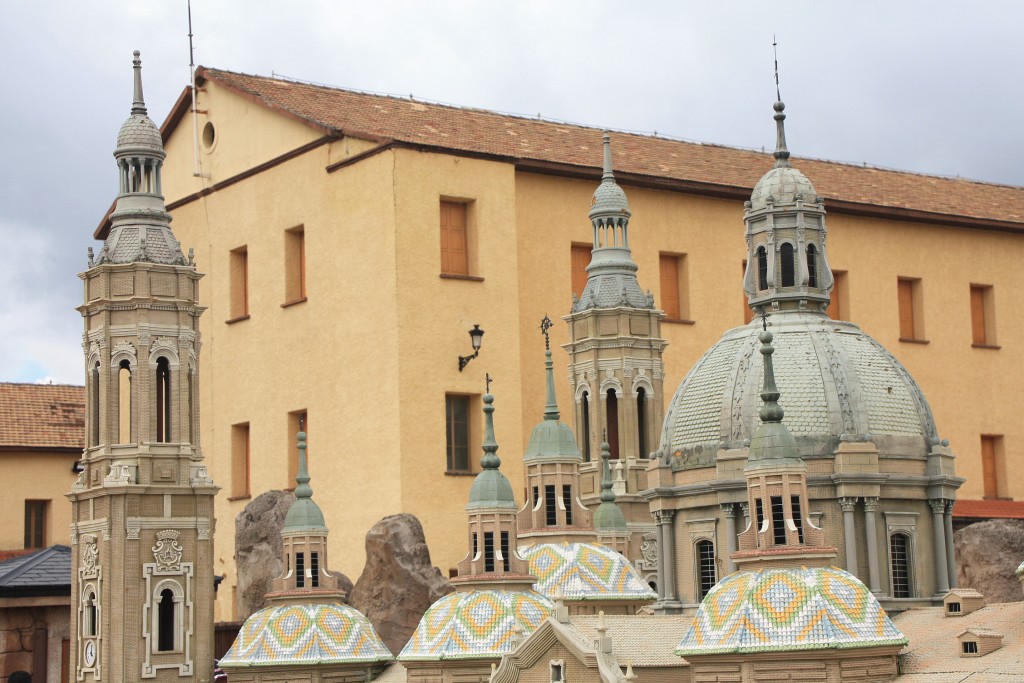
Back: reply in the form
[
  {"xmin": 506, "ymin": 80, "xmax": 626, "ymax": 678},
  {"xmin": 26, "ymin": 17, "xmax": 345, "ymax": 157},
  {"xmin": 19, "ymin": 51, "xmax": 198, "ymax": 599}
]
[
  {"xmin": 839, "ymin": 497, "xmax": 858, "ymax": 577},
  {"xmin": 721, "ymin": 504, "xmax": 737, "ymax": 575},
  {"xmin": 654, "ymin": 515, "xmax": 666, "ymax": 601},
  {"xmin": 944, "ymin": 500, "xmax": 957, "ymax": 589},
  {"xmin": 656, "ymin": 510, "xmax": 678, "ymax": 605},
  {"xmin": 739, "ymin": 503, "xmax": 749, "ymax": 536},
  {"xmin": 930, "ymin": 499, "xmax": 950, "ymax": 594},
  {"xmin": 863, "ymin": 497, "xmax": 881, "ymax": 594}
]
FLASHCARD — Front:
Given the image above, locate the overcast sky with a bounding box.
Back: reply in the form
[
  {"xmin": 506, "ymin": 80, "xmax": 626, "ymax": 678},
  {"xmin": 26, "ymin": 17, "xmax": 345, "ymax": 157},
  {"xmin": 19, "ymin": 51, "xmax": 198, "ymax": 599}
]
[{"xmin": 1, "ymin": 0, "xmax": 1022, "ymax": 385}]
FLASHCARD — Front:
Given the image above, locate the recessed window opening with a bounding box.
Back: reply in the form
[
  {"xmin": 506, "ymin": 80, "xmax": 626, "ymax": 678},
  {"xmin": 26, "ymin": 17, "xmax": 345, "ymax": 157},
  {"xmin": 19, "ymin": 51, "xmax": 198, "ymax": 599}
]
[
  {"xmin": 484, "ymin": 532, "xmax": 495, "ymax": 573},
  {"xmin": 445, "ymin": 395, "xmax": 470, "ymax": 472},
  {"xmin": 780, "ymin": 243, "xmax": 795, "ymax": 287},
  {"xmin": 771, "ymin": 496, "xmax": 786, "ymax": 544},
  {"xmin": 91, "ymin": 361, "xmax": 100, "ymax": 446},
  {"xmin": 757, "ymin": 246, "xmax": 768, "ymax": 291},
  {"xmin": 581, "ymin": 391, "xmax": 591, "ymax": 462},
  {"xmin": 157, "ymin": 588, "xmax": 175, "ymax": 651},
  {"xmin": 637, "ymin": 386, "xmax": 648, "ymax": 458},
  {"xmin": 310, "ymin": 552, "xmax": 319, "ymax": 588},
  {"xmin": 440, "ymin": 201, "xmax": 469, "ymax": 276},
  {"xmin": 606, "ymin": 389, "xmax": 619, "ymax": 459},
  {"xmin": 545, "ymin": 485, "xmax": 557, "ymax": 526},
  {"xmin": 24, "ymin": 500, "xmax": 46, "ymax": 548},
  {"xmin": 697, "ymin": 539, "xmax": 717, "ymax": 598},
  {"xmin": 948, "ymin": 602, "xmax": 962, "ymax": 614},
  {"xmin": 202, "ymin": 121, "xmax": 216, "ymax": 149},
  {"xmin": 500, "ymin": 531, "xmax": 510, "ymax": 572},
  {"xmin": 186, "ymin": 368, "xmax": 194, "ymax": 444},
  {"xmin": 296, "ymin": 553, "xmax": 306, "ymax": 588},
  {"xmin": 890, "ymin": 533, "xmax": 911, "ymax": 598},
  {"xmin": 571, "ymin": 244, "xmax": 590, "ymax": 301},
  {"xmin": 562, "ymin": 485, "xmax": 573, "ymax": 526},
  {"xmin": 551, "ymin": 662, "xmax": 564, "ymax": 683},
  {"xmin": 472, "ymin": 532, "xmax": 478, "ymax": 557},
  {"xmin": 806, "ymin": 244, "xmax": 818, "ymax": 288},
  {"xmin": 118, "ymin": 359, "xmax": 132, "ymax": 444},
  {"xmin": 84, "ymin": 591, "xmax": 97, "ymax": 637},
  {"xmin": 790, "ymin": 495, "xmax": 804, "ymax": 544},
  {"xmin": 532, "ymin": 486, "xmax": 539, "ymax": 508},
  {"xmin": 963, "ymin": 641, "xmax": 978, "ymax": 654},
  {"xmin": 155, "ymin": 356, "xmax": 171, "ymax": 442},
  {"xmin": 755, "ymin": 498, "xmax": 765, "ymax": 530}
]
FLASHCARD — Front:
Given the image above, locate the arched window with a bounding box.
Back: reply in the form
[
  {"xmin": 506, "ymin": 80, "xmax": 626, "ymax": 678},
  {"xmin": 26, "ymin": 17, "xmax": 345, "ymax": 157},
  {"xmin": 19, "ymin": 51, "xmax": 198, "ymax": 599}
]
[
  {"xmin": 91, "ymin": 361, "xmax": 100, "ymax": 446},
  {"xmin": 697, "ymin": 540, "xmax": 717, "ymax": 598},
  {"xmin": 83, "ymin": 589, "xmax": 97, "ymax": 637},
  {"xmin": 581, "ymin": 391, "xmax": 591, "ymax": 462},
  {"xmin": 186, "ymin": 367, "xmax": 194, "ymax": 444},
  {"xmin": 636, "ymin": 386, "xmax": 648, "ymax": 458},
  {"xmin": 806, "ymin": 244, "xmax": 818, "ymax": 288},
  {"xmin": 156, "ymin": 357, "xmax": 171, "ymax": 442},
  {"xmin": 757, "ymin": 246, "xmax": 768, "ymax": 291},
  {"xmin": 118, "ymin": 360, "xmax": 132, "ymax": 444},
  {"xmin": 890, "ymin": 533, "xmax": 911, "ymax": 598},
  {"xmin": 606, "ymin": 389, "xmax": 619, "ymax": 459},
  {"xmin": 157, "ymin": 588, "xmax": 175, "ymax": 651},
  {"xmin": 780, "ymin": 243, "xmax": 795, "ymax": 287}
]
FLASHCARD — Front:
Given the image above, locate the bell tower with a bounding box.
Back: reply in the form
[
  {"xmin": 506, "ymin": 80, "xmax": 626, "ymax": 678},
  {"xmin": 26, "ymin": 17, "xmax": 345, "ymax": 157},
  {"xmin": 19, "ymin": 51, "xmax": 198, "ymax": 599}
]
[
  {"xmin": 564, "ymin": 132, "xmax": 666, "ymax": 463},
  {"xmin": 68, "ymin": 51, "xmax": 218, "ymax": 682}
]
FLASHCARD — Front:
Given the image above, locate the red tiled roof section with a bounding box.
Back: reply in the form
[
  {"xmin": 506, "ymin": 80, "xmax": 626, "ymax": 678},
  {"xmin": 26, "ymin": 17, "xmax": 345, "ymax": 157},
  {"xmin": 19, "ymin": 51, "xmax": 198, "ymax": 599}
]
[
  {"xmin": 953, "ymin": 499, "xmax": 1024, "ymax": 519},
  {"xmin": 0, "ymin": 383, "xmax": 84, "ymax": 451},
  {"xmin": 200, "ymin": 67, "xmax": 1024, "ymax": 227}
]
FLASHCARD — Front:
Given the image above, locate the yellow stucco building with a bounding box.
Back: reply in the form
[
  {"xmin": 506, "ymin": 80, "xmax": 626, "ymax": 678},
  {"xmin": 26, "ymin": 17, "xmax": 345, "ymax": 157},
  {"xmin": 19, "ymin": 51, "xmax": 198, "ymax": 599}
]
[{"xmin": 95, "ymin": 67, "xmax": 1024, "ymax": 622}]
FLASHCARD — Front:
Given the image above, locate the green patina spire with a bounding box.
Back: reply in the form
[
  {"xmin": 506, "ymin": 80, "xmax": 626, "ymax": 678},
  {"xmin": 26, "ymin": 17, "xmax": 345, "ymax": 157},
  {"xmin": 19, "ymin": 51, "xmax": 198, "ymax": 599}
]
[
  {"xmin": 283, "ymin": 428, "xmax": 327, "ymax": 531},
  {"xmin": 468, "ymin": 390, "xmax": 517, "ymax": 509},
  {"xmin": 593, "ymin": 439, "xmax": 627, "ymax": 532},
  {"xmin": 748, "ymin": 328, "xmax": 800, "ymax": 465},
  {"xmin": 541, "ymin": 314, "xmax": 558, "ymax": 421},
  {"xmin": 524, "ymin": 318, "xmax": 581, "ymax": 462}
]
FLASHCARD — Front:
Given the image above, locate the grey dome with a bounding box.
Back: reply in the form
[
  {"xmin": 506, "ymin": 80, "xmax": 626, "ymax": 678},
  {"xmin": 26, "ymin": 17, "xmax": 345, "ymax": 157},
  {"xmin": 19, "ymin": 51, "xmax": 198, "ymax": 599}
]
[
  {"xmin": 116, "ymin": 114, "xmax": 164, "ymax": 154},
  {"xmin": 589, "ymin": 180, "xmax": 631, "ymax": 218},
  {"xmin": 659, "ymin": 312, "xmax": 939, "ymax": 467},
  {"xmin": 749, "ymin": 165, "xmax": 817, "ymax": 211}
]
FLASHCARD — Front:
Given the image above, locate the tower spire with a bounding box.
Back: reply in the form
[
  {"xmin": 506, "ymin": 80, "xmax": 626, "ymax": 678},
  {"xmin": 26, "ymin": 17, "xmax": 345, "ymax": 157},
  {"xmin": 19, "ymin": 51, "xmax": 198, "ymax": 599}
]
[
  {"xmin": 293, "ymin": 424, "xmax": 313, "ymax": 500},
  {"xmin": 757, "ymin": 326, "xmax": 785, "ymax": 424},
  {"xmin": 771, "ymin": 40, "xmax": 791, "ymax": 168},
  {"xmin": 601, "ymin": 131, "xmax": 615, "ymax": 182},
  {"xmin": 540, "ymin": 315, "xmax": 559, "ymax": 421},
  {"xmin": 131, "ymin": 50, "xmax": 147, "ymax": 115},
  {"xmin": 593, "ymin": 437, "xmax": 628, "ymax": 534},
  {"xmin": 599, "ymin": 439, "xmax": 616, "ymax": 504},
  {"xmin": 481, "ymin": 391, "xmax": 500, "ymax": 470}
]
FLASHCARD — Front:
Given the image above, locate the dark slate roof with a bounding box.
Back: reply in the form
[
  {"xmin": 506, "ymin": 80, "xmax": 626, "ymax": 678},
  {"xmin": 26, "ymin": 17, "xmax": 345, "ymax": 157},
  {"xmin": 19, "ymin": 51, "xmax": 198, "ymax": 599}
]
[{"xmin": 0, "ymin": 545, "xmax": 71, "ymax": 595}]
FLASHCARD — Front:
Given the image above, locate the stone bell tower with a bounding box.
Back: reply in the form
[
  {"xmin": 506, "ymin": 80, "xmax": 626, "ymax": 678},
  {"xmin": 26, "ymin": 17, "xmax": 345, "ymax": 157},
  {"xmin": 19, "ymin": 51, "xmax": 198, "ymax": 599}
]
[
  {"xmin": 68, "ymin": 51, "xmax": 218, "ymax": 682},
  {"xmin": 564, "ymin": 132, "xmax": 666, "ymax": 463}
]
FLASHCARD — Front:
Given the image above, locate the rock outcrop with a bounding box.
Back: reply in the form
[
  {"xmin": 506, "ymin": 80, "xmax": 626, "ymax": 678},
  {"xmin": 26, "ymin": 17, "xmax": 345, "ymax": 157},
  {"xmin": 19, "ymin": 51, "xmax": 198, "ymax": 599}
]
[
  {"xmin": 954, "ymin": 519, "xmax": 1024, "ymax": 603},
  {"xmin": 349, "ymin": 514, "xmax": 453, "ymax": 655}
]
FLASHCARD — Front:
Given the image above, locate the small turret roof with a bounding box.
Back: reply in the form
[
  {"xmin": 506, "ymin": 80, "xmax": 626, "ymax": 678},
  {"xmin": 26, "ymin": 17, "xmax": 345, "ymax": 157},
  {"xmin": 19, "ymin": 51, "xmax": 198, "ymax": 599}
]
[
  {"xmin": 747, "ymin": 328, "xmax": 801, "ymax": 467},
  {"xmin": 467, "ymin": 392, "xmax": 517, "ymax": 510},
  {"xmin": 282, "ymin": 429, "xmax": 326, "ymax": 532},
  {"xmin": 592, "ymin": 441, "xmax": 627, "ymax": 532},
  {"xmin": 524, "ymin": 347, "xmax": 581, "ymax": 463}
]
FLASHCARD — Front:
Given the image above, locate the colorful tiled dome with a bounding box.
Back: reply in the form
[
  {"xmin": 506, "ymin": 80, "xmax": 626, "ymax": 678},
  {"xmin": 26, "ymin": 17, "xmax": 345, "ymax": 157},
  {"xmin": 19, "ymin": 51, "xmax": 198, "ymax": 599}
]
[
  {"xmin": 676, "ymin": 566, "xmax": 907, "ymax": 655},
  {"xmin": 220, "ymin": 603, "xmax": 393, "ymax": 666},
  {"xmin": 398, "ymin": 590, "xmax": 552, "ymax": 661},
  {"xmin": 521, "ymin": 542, "xmax": 655, "ymax": 602}
]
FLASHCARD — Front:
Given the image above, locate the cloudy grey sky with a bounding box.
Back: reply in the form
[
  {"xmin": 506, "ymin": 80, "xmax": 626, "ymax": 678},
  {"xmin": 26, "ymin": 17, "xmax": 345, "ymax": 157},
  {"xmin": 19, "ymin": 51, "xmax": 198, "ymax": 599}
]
[{"xmin": 2, "ymin": 0, "xmax": 1021, "ymax": 385}]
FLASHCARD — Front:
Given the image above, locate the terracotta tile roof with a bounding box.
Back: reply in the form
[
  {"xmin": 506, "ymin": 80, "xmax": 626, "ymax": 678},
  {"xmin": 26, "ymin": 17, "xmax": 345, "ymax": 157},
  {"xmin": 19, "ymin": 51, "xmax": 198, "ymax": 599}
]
[
  {"xmin": 196, "ymin": 67, "xmax": 1024, "ymax": 229},
  {"xmin": 953, "ymin": 499, "xmax": 1024, "ymax": 520},
  {"xmin": 0, "ymin": 383, "xmax": 84, "ymax": 451}
]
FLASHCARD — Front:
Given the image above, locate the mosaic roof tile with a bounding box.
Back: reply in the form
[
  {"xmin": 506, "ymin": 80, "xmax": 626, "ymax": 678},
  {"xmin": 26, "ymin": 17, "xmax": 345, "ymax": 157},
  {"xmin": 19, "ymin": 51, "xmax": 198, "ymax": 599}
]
[
  {"xmin": 675, "ymin": 566, "xmax": 906, "ymax": 655},
  {"xmin": 520, "ymin": 543, "xmax": 655, "ymax": 602},
  {"xmin": 398, "ymin": 590, "xmax": 552, "ymax": 661},
  {"xmin": 220, "ymin": 603, "xmax": 393, "ymax": 667}
]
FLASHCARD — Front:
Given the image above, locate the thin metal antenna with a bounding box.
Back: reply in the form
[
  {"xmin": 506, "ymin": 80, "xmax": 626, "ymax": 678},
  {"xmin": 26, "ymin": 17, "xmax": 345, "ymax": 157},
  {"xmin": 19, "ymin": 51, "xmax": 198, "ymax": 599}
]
[
  {"xmin": 189, "ymin": 0, "xmax": 202, "ymax": 177},
  {"xmin": 772, "ymin": 36, "xmax": 782, "ymax": 101}
]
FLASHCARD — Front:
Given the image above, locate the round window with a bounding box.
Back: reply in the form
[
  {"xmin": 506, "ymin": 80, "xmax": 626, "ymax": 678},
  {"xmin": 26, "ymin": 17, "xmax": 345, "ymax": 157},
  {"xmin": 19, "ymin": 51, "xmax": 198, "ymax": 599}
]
[{"xmin": 202, "ymin": 121, "xmax": 216, "ymax": 150}]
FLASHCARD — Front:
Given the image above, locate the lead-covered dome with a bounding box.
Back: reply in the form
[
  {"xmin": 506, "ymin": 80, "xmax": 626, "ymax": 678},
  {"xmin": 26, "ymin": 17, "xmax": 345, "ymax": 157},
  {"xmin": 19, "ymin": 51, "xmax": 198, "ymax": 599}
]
[
  {"xmin": 115, "ymin": 114, "xmax": 165, "ymax": 155},
  {"xmin": 521, "ymin": 542, "xmax": 655, "ymax": 602},
  {"xmin": 676, "ymin": 566, "xmax": 906, "ymax": 655},
  {"xmin": 398, "ymin": 590, "xmax": 552, "ymax": 660},
  {"xmin": 660, "ymin": 312, "xmax": 939, "ymax": 467},
  {"xmin": 220, "ymin": 603, "xmax": 393, "ymax": 666},
  {"xmin": 749, "ymin": 164, "xmax": 817, "ymax": 211}
]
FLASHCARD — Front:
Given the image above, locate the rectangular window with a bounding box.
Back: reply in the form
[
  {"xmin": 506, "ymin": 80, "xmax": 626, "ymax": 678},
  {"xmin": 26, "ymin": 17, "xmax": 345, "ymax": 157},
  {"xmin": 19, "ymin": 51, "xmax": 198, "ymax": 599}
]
[
  {"xmin": 284, "ymin": 226, "xmax": 306, "ymax": 305},
  {"xmin": 296, "ymin": 552, "xmax": 305, "ymax": 588},
  {"xmin": 970, "ymin": 284, "xmax": 996, "ymax": 347},
  {"xmin": 962, "ymin": 641, "xmax": 979, "ymax": 655},
  {"xmin": 770, "ymin": 496, "xmax": 786, "ymax": 545},
  {"xmin": 229, "ymin": 246, "xmax": 249, "ymax": 321},
  {"xmin": 483, "ymin": 532, "xmax": 495, "ymax": 573},
  {"xmin": 827, "ymin": 270, "xmax": 848, "ymax": 321},
  {"xmin": 545, "ymin": 484, "xmax": 557, "ymax": 526},
  {"xmin": 24, "ymin": 500, "xmax": 47, "ymax": 549},
  {"xmin": 287, "ymin": 410, "xmax": 308, "ymax": 489},
  {"xmin": 500, "ymin": 531, "xmax": 510, "ymax": 572},
  {"xmin": 445, "ymin": 395, "xmax": 471, "ymax": 473},
  {"xmin": 310, "ymin": 552, "xmax": 319, "ymax": 588},
  {"xmin": 231, "ymin": 423, "xmax": 251, "ymax": 499},
  {"xmin": 440, "ymin": 201, "xmax": 469, "ymax": 276},
  {"xmin": 571, "ymin": 243, "xmax": 591, "ymax": 301},
  {"xmin": 898, "ymin": 277, "xmax": 925, "ymax": 341},
  {"xmin": 562, "ymin": 485, "xmax": 573, "ymax": 526},
  {"xmin": 981, "ymin": 434, "xmax": 1005, "ymax": 498},
  {"xmin": 659, "ymin": 253, "xmax": 688, "ymax": 320},
  {"xmin": 790, "ymin": 495, "xmax": 804, "ymax": 544}
]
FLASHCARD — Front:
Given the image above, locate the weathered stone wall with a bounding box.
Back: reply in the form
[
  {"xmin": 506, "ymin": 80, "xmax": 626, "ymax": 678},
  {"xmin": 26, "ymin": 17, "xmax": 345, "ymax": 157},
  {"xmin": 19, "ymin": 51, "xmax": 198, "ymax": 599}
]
[{"xmin": 955, "ymin": 519, "xmax": 1024, "ymax": 603}]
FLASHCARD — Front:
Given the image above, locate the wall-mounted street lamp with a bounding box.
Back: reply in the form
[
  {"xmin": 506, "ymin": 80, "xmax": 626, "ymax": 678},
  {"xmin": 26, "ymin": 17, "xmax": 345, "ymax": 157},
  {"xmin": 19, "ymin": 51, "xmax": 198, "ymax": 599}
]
[{"xmin": 458, "ymin": 324, "xmax": 485, "ymax": 372}]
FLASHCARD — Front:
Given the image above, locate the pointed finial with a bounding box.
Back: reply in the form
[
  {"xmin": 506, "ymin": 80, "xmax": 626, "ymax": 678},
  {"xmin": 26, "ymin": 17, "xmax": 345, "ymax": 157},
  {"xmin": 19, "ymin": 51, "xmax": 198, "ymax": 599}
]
[
  {"xmin": 625, "ymin": 662, "xmax": 637, "ymax": 681},
  {"xmin": 294, "ymin": 425, "xmax": 313, "ymax": 499},
  {"xmin": 758, "ymin": 330, "xmax": 785, "ymax": 423},
  {"xmin": 131, "ymin": 50, "xmax": 147, "ymax": 116},
  {"xmin": 599, "ymin": 437, "xmax": 616, "ymax": 503},
  {"xmin": 485, "ymin": 372, "xmax": 493, "ymax": 394},
  {"xmin": 601, "ymin": 130, "xmax": 614, "ymax": 181},
  {"xmin": 771, "ymin": 40, "xmax": 791, "ymax": 168},
  {"xmin": 480, "ymin": 391, "xmax": 500, "ymax": 470},
  {"xmin": 87, "ymin": 247, "xmax": 94, "ymax": 267},
  {"xmin": 540, "ymin": 316, "xmax": 560, "ymax": 421}
]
